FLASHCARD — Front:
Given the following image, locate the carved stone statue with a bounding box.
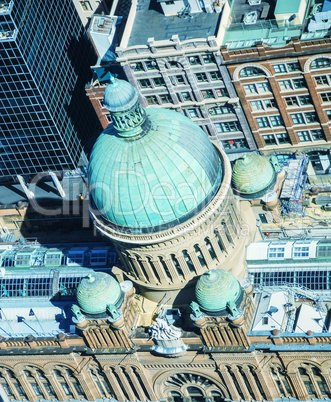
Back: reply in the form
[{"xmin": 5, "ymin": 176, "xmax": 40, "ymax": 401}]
[{"xmin": 149, "ymin": 318, "xmax": 182, "ymax": 341}]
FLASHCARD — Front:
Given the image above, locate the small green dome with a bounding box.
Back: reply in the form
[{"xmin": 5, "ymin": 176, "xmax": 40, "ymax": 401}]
[
  {"xmin": 88, "ymin": 80, "xmax": 223, "ymax": 233},
  {"xmin": 195, "ymin": 269, "xmax": 243, "ymax": 316},
  {"xmin": 104, "ymin": 76, "xmax": 138, "ymax": 112},
  {"xmin": 232, "ymin": 153, "xmax": 276, "ymax": 199},
  {"xmin": 76, "ymin": 273, "xmax": 123, "ymax": 315}
]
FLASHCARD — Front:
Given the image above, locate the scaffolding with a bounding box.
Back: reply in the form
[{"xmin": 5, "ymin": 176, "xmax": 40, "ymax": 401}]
[{"xmin": 279, "ymin": 155, "xmax": 308, "ymax": 215}]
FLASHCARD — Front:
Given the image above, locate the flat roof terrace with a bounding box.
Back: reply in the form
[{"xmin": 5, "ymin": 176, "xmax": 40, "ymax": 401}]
[{"xmin": 127, "ymin": 0, "xmax": 221, "ymax": 46}]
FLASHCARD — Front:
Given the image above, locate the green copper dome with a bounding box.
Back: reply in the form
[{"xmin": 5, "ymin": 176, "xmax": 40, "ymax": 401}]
[
  {"xmin": 88, "ymin": 78, "xmax": 223, "ymax": 233},
  {"xmin": 195, "ymin": 269, "xmax": 243, "ymax": 316},
  {"xmin": 76, "ymin": 273, "xmax": 123, "ymax": 315},
  {"xmin": 232, "ymin": 153, "xmax": 276, "ymax": 199}
]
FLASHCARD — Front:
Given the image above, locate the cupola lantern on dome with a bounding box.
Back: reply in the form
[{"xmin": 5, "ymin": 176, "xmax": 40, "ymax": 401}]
[
  {"xmin": 231, "ymin": 153, "xmax": 276, "ymax": 199},
  {"xmin": 88, "ymin": 78, "xmax": 223, "ymax": 233}
]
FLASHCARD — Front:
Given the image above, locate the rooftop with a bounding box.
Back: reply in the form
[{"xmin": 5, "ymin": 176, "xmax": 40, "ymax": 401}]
[{"xmin": 127, "ymin": 0, "xmax": 221, "ymax": 46}]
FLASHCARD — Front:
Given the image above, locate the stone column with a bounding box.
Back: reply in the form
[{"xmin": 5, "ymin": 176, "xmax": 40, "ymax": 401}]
[
  {"xmin": 107, "ymin": 329, "xmax": 120, "ymax": 347},
  {"xmin": 209, "ymin": 236, "xmax": 223, "ymax": 261},
  {"xmin": 31, "ymin": 371, "xmax": 48, "ymax": 400},
  {"xmin": 114, "ymin": 367, "xmax": 136, "ymax": 401},
  {"xmin": 151, "ymin": 258, "xmax": 169, "ymax": 282},
  {"xmin": 141, "ymin": 259, "xmax": 159, "ymax": 284},
  {"xmin": 94, "ymin": 328, "xmax": 107, "ymax": 348},
  {"xmin": 136, "ymin": 369, "xmax": 158, "ymax": 401},
  {"xmin": 122, "ymin": 254, "xmax": 137, "ymax": 278},
  {"xmin": 219, "ymin": 326, "xmax": 231, "ymax": 346},
  {"xmin": 163, "ymin": 258, "xmax": 180, "ymax": 283},
  {"xmin": 255, "ymin": 369, "xmax": 274, "ymax": 401},
  {"xmin": 288, "ymin": 372, "xmax": 308, "ymax": 400},
  {"xmin": 84, "ymin": 330, "xmax": 98, "ymax": 349},
  {"xmin": 45, "ymin": 374, "xmax": 66, "ymax": 401},
  {"xmin": 216, "ymin": 229, "xmax": 230, "ymax": 253},
  {"xmin": 124, "ymin": 367, "xmax": 146, "ymax": 401},
  {"xmin": 321, "ymin": 372, "xmax": 331, "ymax": 393},
  {"xmin": 306, "ymin": 368, "xmax": 322, "ymax": 399},
  {"xmin": 188, "ymin": 251, "xmax": 205, "ymax": 274},
  {"xmin": 16, "ymin": 373, "xmax": 34, "ymax": 401},
  {"xmin": 242, "ymin": 365, "xmax": 262, "ymax": 401},
  {"xmin": 231, "ymin": 366, "xmax": 252, "ymax": 401},
  {"xmin": 4, "ymin": 372, "xmax": 22, "ymax": 400},
  {"xmin": 101, "ymin": 328, "xmax": 113, "ymax": 346},
  {"xmin": 199, "ymin": 244, "xmax": 214, "ymax": 268},
  {"xmin": 218, "ymin": 365, "xmax": 241, "ymax": 401},
  {"xmin": 130, "ymin": 257, "xmax": 148, "ymax": 282},
  {"xmin": 63, "ymin": 374, "xmax": 78, "ymax": 400},
  {"xmin": 76, "ymin": 373, "xmax": 95, "ymax": 400},
  {"xmin": 176, "ymin": 255, "xmax": 192, "ymax": 279},
  {"xmin": 104, "ymin": 368, "xmax": 126, "ymax": 401}
]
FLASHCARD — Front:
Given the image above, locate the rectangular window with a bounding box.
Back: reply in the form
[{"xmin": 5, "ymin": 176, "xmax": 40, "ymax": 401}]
[
  {"xmin": 145, "ymin": 61, "xmax": 157, "ymax": 70},
  {"xmin": 146, "ymin": 95, "xmax": 158, "ymax": 104},
  {"xmin": 285, "ymin": 96, "xmax": 299, "ymax": 106},
  {"xmin": 243, "ymin": 84, "xmax": 257, "ymax": 94},
  {"xmin": 90, "ymin": 250, "xmax": 108, "ymax": 266},
  {"xmin": 268, "ymin": 246, "xmax": 285, "ymax": 259},
  {"xmin": 202, "ymin": 89, "xmax": 214, "ymax": 99},
  {"xmin": 195, "ymin": 73, "xmax": 208, "ymax": 82},
  {"xmin": 293, "ymin": 78, "xmax": 306, "ymax": 89},
  {"xmin": 326, "ymin": 110, "xmax": 331, "ymax": 120},
  {"xmin": 209, "ymin": 71, "xmax": 222, "ymax": 81},
  {"xmin": 209, "ymin": 105, "xmax": 233, "ymax": 115},
  {"xmin": 297, "ymin": 130, "xmax": 311, "ymax": 142},
  {"xmin": 263, "ymin": 134, "xmax": 277, "ymax": 145},
  {"xmin": 290, "ymin": 113, "xmax": 305, "ymax": 125},
  {"xmin": 276, "ymin": 133, "xmax": 290, "ymax": 144},
  {"xmin": 189, "ymin": 55, "xmax": 200, "ymax": 65},
  {"xmin": 305, "ymin": 112, "xmax": 318, "ymax": 123},
  {"xmin": 257, "ymin": 82, "xmax": 271, "ymax": 92},
  {"xmin": 202, "ymin": 54, "xmax": 215, "ymax": 64},
  {"xmin": 222, "ymin": 139, "xmax": 248, "ymax": 150},
  {"xmin": 293, "ymin": 245, "xmax": 310, "ymax": 258},
  {"xmin": 132, "ymin": 62, "xmax": 144, "ymax": 71},
  {"xmin": 315, "ymin": 75, "xmax": 328, "ymax": 85},
  {"xmin": 215, "ymin": 122, "xmax": 239, "ymax": 132},
  {"xmin": 264, "ymin": 99, "xmax": 276, "ymax": 109},
  {"xmin": 321, "ymin": 92, "xmax": 331, "ymax": 102},
  {"xmin": 250, "ymin": 100, "xmax": 264, "ymax": 110},
  {"xmin": 256, "ymin": 117, "xmax": 270, "ymax": 128},
  {"xmin": 153, "ymin": 77, "xmax": 164, "ymax": 87},
  {"xmin": 188, "ymin": 109, "xmax": 198, "ymax": 118},
  {"xmin": 311, "ymin": 129, "xmax": 325, "ymax": 141},
  {"xmin": 298, "ymin": 95, "xmax": 312, "ymax": 105},
  {"xmin": 176, "ymin": 75, "xmax": 185, "ymax": 84},
  {"xmin": 159, "ymin": 94, "xmax": 172, "ymax": 104},
  {"xmin": 216, "ymin": 88, "xmax": 228, "ymax": 97},
  {"xmin": 262, "ymin": 317, "xmax": 269, "ymax": 325},
  {"xmin": 279, "ymin": 80, "xmax": 292, "ymax": 90},
  {"xmin": 287, "ymin": 62, "xmax": 301, "ymax": 72},
  {"xmin": 138, "ymin": 79, "xmax": 151, "ymax": 89},
  {"xmin": 270, "ymin": 115, "xmax": 283, "ymax": 127},
  {"xmin": 80, "ymin": 1, "xmax": 92, "ymax": 10},
  {"xmin": 273, "ymin": 64, "xmax": 286, "ymax": 73},
  {"xmin": 181, "ymin": 92, "xmax": 191, "ymax": 101}
]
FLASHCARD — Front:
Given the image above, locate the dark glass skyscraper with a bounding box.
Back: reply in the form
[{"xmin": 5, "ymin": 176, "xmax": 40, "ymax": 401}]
[{"xmin": 0, "ymin": 0, "xmax": 101, "ymax": 181}]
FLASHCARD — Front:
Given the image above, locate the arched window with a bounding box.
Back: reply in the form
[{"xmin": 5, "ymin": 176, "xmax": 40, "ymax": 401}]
[
  {"xmin": 0, "ymin": 368, "xmax": 26, "ymax": 399},
  {"xmin": 311, "ymin": 58, "xmax": 331, "ymax": 70},
  {"xmin": 164, "ymin": 373, "xmax": 225, "ymax": 402},
  {"xmin": 299, "ymin": 367, "xmax": 316, "ymax": 397},
  {"xmin": 240, "ymin": 66, "xmax": 265, "ymax": 78},
  {"xmin": 214, "ymin": 229, "xmax": 225, "ymax": 252},
  {"xmin": 311, "ymin": 367, "xmax": 330, "ymax": 397},
  {"xmin": 89, "ymin": 367, "xmax": 112, "ymax": 397},
  {"xmin": 194, "ymin": 245, "xmax": 206, "ymax": 267},
  {"xmin": 53, "ymin": 367, "xmax": 85, "ymax": 398},
  {"xmin": 270, "ymin": 367, "xmax": 291, "ymax": 396},
  {"xmin": 186, "ymin": 386, "xmax": 204, "ymax": 401}
]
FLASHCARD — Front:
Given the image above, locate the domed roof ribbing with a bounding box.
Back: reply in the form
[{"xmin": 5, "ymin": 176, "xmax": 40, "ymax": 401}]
[
  {"xmin": 232, "ymin": 153, "xmax": 276, "ymax": 199},
  {"xmin": 88, "ymin": 78, "xmax": 223, "ymax": 233},
  {"xmin": 103, "ymin": 76, "xmax": 138, "ymax": 112},
  {"xmin": 76, "ymin": 273, "xmax": 123, "ymax": 315},
  {"xmin": 195, "ymin": 269, "xmax": 243, "ymax": 316}
]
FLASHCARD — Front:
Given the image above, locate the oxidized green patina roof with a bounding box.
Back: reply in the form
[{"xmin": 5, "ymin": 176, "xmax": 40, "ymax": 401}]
[
  {"xmin": 103, "ymin": 76, "xmax": 138, "ymax": 112},
  {"xmin": 88, "ymin": 78, "xmax": 223, "ymax": 232},
  {"xmin": 76, "ymin": 273, "xmax": 122, "ymax": 315},
  {"xmin": 195, "ymin": 269, "xmax": 242, "ymax": 315},
  {"xmin": 232, "ymin": 153, "xmax": 276, "ymax": 198}
]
